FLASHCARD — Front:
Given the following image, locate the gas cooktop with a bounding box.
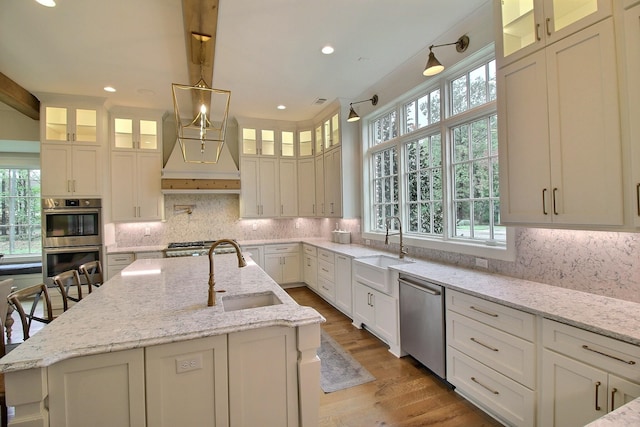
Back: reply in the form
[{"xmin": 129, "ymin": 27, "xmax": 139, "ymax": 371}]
[{"xmin": 165, "ymin": 240, "xmax": 238, "ymax": 257}]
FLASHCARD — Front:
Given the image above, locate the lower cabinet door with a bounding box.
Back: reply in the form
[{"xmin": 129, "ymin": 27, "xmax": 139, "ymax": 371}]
[
  {"xmin": 48, "ymin": 349, "xmax": 146, "ymax": 427},
  {"xmin": 353, "ymin": 282, "xmax": 375, "ymax": 326},
  {"xmin": 145, "ymin": 336, "xmax": 229, "ymax": 427},
  {"xmin": 540, "ymin": 349, "xmax": 608, "ymax": 427},
  {"xmin": 228, "ymin": 326, "xmax": 298, "ymax": 427}
]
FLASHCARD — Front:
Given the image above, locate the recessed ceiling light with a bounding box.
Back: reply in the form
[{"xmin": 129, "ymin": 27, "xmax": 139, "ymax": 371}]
[
  {"xmin": 321, "ymin": 46, "xmax": 334, "ymax": 55},
  {"xmin": 277, "ymin": 105, "xmax": 286, "ymax": 110},
  {"xmin": 35, "ymin": 0, "xmax": 56, "ymax": 7},
  {"xmin": 103, "ymin": 86, "xmax": 116, "ymax": 93}
]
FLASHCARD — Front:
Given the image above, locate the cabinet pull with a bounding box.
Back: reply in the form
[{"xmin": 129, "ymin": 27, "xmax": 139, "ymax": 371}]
[
  {"xmin": 67, "ymin": 132, "xmax": 71, "ymax": 141},
  {"xmin": 581, "ymin": 345, "xmax": 636, "ymax": 365},
  {"xmin": 636, "ymin": 183, "xmax": 640, "ymax": 216},
  {"xmin": 470, "ymin": 305, "xmax": 499, "ymax": 318},
  {"xmin": 542, "ymin": 188, "xmax": 548, "ymax": 215},
  {"xmin": 330, "ymin": 202, "xmax": 334, "ymax": 214},
  {"xmin": 281, "ymin": 205, "xmax": 283, "ymax": 215},
  {"xmin": 471, "ymin": 377, "xmax": 499, "ymax": 395},
  {"xmin": 470, "ymin": 337, "xmax": 499, "ymax": 352},
  {"xmin": 313, "ymin": 203, "xmax": 316, "ymax": 214},
  {"xmin": 611, "ymin": 387, "xmax": 618, "ymax": 410},
  {"xmin": 595, "ymin": 381, "xmax": 602, "ymax": 411},
  {"xmin": 552, "ymin": 187, "xmax": 559, "ymax": 215},
  {"xmin": 72, "ymin": 180, "xmax": 76, "ymax": 192},
  {"xmin": 67, "ymin": 180, "xmax": 72, "ymax": 193},
  {"xmin": 536, "ymin": 23, "xmax": 541, "ymax": 41},
  {"xmin": 546, "ymin": 17, "xmax": 551, "ymax": 36}
]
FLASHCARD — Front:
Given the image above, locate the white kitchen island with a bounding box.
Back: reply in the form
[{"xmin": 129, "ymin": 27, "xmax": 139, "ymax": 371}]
[{"xmin": 0, "ymin": 254, "xmax": 325, "ymax": 427}]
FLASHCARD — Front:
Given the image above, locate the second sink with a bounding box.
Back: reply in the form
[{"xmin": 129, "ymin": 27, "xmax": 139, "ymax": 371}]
[{"xmin": 222, "ymin": 292, "xmax": 282, "ymax": 312}]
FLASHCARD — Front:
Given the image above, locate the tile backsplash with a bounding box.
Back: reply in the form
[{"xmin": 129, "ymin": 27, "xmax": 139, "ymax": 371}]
[{"xmin": 113, "ymin": 194, "xmax": 640, "ymax": 303}]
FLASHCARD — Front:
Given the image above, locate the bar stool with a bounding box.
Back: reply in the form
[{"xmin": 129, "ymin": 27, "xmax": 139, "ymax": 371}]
[
  {"xmin": 78, "ymin": 260, "xmax": 103, "ymax": 289},
  {"xmin": 7, "ymin": 283, "xmax": 54, "ymax": 341},
  {"xmin": 52, "ymin": 269, "xmax": 85, "ymax": 310}
]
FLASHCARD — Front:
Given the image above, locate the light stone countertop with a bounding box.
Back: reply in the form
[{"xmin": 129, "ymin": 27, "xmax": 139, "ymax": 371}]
[{"xmin": 0, "ymin": 254, "xmax": 324, "ymax": 373}]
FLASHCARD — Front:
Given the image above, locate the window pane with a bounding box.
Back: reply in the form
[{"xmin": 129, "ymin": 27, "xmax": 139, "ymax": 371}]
[
  {"xmin": 488, "ymin": 60, "xmax": 497, "ymax": 102},
  {"xmin": 432, "ymin": 134, "xmax": 442, "ymax": 167},
  {"xmin": 455, "ymin": 201, "xmax": 471, "ymax": 237},
  {"xmin": 453, "ymin": 124, "xmax": 469, "ymax": 162},
  {"xmin": 451, "ymin": 74, "xmax": 468, "ymax": 115},
  {"xmin": 471, "ymin": 120, "xmax": 489, "ymax": 159},
  {"xmin": 420, "ymin": 203, "xmax": 431, "ymax": 233},
  {"xmin": 469, "ymin": 65, "xmax": 487, "ymax": 108},
  {"xmin": 0, "ymin": 168, "xmax": 42, "ymax": 255},
  {"xmin": 473, "ymin": 160, "xmax": 490, "ymax": 198},
  {"xmin": 430, "ymin": 89, "xmax": 441, "ymax": 123},
  {"xmin": 417, "ymin": 94, "xmax": 429, "ymax": 129},
  {"xmin": 405, "ymin": 101, "xmax": 416, "ymax": 133},
  {"xmin": 455, "ymin": 164, "xmax": 470, "ymax": 199}
]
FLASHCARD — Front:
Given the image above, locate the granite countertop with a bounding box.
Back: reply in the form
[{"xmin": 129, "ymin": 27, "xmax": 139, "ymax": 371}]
[{"xmin": 0, "ymin": 254, "xmax": 324, "ymax": 373}]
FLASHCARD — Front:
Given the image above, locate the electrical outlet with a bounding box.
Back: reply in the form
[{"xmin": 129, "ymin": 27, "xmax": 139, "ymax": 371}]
[
  {"xmin": 475, "ymin": 257, "xmax": 488, "ymax": 269},
  {"xmin": 295, "ymin": 221, "xmax": 300, "ymax": 229},
  {"xmin": 252, "ymin": 223, "xmax": 257, "ymax": 231},
  {"xmin": 144, "ymin": 227, "xmax": 151, "ymax": 236},
  {"xmin": 365, "ymin": 239, "xmax": 371, "ymax": 246},
  {"xmin": 176, "ymin": 354, "xmax": 202, "ymax": 374}
]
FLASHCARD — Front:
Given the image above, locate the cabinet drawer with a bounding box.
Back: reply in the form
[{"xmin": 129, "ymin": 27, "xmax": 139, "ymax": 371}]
[
  {"xmin": 447, "ymin": 311, "xmax": 535, "ymax": 389},
  {"xmin": 264, "ymin": 243, "xmax": 299, "ymax": 254},
  {"xmin": 107, "ymin": 253, "xmax": 135, "ymax": 265},
  {"xmin": 447, "ymin": 290, "xmax": 535, "ymax": 341},
  {"xmin": 317, "ymin": 276, "xmax": 335, "ymax": 301},
  {"xmin": 543, "ymin": 318, "xmax": 640, "ymax": 381},
  {"xmin": 318, "ymin": 259, "xmax": 335, "ymax": 281},
  {"xmin": 447, "ymin": 347, "xmax": 535, "ymax": 427},
  {"xmin": 317, "ymin": 249, "xmax": 334, "ymax": 264},
  {"xmin": 302, "ymin": 244, "xmax": 317, "ymax": 256}
]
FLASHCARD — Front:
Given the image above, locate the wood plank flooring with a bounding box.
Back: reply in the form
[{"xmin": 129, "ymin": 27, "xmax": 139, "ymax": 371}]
[{"xmin": 286, "ymin": 286, "xmax": 503, "ymax": 427}]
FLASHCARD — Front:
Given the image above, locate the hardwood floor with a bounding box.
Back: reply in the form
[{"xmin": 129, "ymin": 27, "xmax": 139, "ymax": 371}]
[{"xmin": 286, "ymin": 286, "xmax": 503, "ymax": 427}]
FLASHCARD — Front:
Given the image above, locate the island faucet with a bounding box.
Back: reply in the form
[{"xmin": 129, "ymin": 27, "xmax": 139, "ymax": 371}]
[
  {"xmin": 208, "ymin": 239, "xmax": 247, "ymax": 306},
  {"xmin": 385, "ymin": 216, "xmax": 408, "ymax": 259}
]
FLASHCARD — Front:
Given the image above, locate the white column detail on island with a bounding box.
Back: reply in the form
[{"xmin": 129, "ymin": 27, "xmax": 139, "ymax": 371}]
[
  {"xmin": 297, "ymin": 323, "xmax": 321, "ymax": 427},
  {"xmin": 5, "ymin": 367, "xmax": 49, "ymax": 427}
]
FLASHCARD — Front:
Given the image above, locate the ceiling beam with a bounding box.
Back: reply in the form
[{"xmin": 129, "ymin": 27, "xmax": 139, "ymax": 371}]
[
  {"xmin": 0, "ymin": 72, "xmax": 40, "ymax": 120},
  {"xmin": 181, "ymin": 0, "xmax": 219, "ymax": 86}
]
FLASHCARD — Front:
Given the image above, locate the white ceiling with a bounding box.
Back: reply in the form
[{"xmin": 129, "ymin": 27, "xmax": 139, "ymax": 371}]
[{"xmin": 0, "ymin": 0, "xmax": 488, "ymax": 122}]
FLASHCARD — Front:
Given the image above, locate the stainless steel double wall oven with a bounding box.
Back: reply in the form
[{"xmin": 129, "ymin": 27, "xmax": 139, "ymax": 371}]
[{"xmin": 42, "ymin": 198, "xmax": 103, "ymax": 284}]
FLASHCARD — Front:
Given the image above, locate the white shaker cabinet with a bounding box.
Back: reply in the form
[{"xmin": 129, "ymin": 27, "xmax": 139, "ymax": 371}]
[
  {"xmin": 279, "ymin": 159, "xmax": 298, "ymax": 217},
  {"xmin": 314, "ymin": 154, "xmax": 325, "ymax": 216},
  {"xmin": 352, "ymin": 281, "xmax": 399, "ymax": 355},
  {"xmin": 110, "ymin": 108, "xmax": 162, "ymax": 152},
  {"xmin": 498, "ymin": 18, "xmax": 623, "ymax": 227},
  {"xmin": 334, "ymin": 254, "xmax": 352, "ymax": 316},
  {"xmin": 624, "ymin": 4, "xmax": 640, "ymax": 227},
  {"xmin": 240, "ymin": 157, "xmax": 278, "ymax": 218},
  {"xmin": 297, "ymin": 158, "xmax": 317, "ymax": 216},
  {"xmin": 323, "ymin": 147, "xmax": 342, "ymax": 217},
  {"xmin": 540, "ymin": 319, "xmax": 640, "ymax": 426},
  {"xmin": 302, "ymin": 244, "xmax": 318, "ymax": 291},
  {"xmin": 42, "ymin": 104, "xmax": 100, "ymax": 145},
  {"xmin": 41, "ymin": 143, "xmax": 103, "ymax": 197},
  {"xmin": 111, "ymin": 151, "xmax": 163, "ymax": 221},
  {"xmin": 264, "ymin": 243, "xmax": 300, "ymax": 285},
  {"xmin": 495, "ymin": 0, "xmax": 611, "ymax": 67}
]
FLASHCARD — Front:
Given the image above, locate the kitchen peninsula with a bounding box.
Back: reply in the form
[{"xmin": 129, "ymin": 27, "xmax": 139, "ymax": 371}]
[{"xmin": 0, "ymin": 254, "xmax": 324, "ymax": 427}]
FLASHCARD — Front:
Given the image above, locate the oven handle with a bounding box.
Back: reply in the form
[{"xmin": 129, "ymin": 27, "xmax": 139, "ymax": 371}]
[
  {"xmin": 43, "ymin": 245, "xmax": 102, "ymax": 253},
  {"xmin": 43, "ymin": 208, "xmax": 101, "ymax": 215}
]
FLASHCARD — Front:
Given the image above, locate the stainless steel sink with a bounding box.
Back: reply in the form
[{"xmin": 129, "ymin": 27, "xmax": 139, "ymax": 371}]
[{"xmin": 222, "ymin": 292, "xmax": 282, "ymax": 312}]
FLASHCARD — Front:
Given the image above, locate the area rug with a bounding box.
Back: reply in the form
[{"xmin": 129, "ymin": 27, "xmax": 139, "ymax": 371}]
[{"xmin": 319, "ymin": 330, "xmax": 375, "ymax": 393}]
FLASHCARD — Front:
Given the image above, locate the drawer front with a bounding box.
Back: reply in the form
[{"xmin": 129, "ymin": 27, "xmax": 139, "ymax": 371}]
[
  {"xmin": 317, "ymin": 276, "xmax": 335, "ymax": 301},
  {"xmin": 107, "ymin": 253, "xmax": 135, "ymax": 265},
  {"xmin": 264, "ymin": 243, "xmax": 299, "ymax": 255},
  {"xmin": 447, "ymin": 311, "xmax": 535, "ymax": 388},
  {"xmin": 303, "ymin": 244, "xmax": 317, "ymax": 257},
  {"xmin": 317, "ymin": 248, "xmax": 334, "ymax": 264},
  {"xmin": 543, "ymin": 318, "xmax": 640, "ymax": 381},
  {"xmin": 318, "ymin": 259, "xmax": 335, "ymax": 281},
  {"xmin": 447, "ymin": 347, "xmax": 535, "ymax": 427},
  {"xmin": 447, "ymin": 289, "xmax": 535, "ymax": 341}
]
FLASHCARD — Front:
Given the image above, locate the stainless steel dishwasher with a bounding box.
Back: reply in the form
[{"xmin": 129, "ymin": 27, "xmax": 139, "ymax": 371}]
[{"xmin": 399, "ymin": 274, "xmax": 446, "ymax": 379}]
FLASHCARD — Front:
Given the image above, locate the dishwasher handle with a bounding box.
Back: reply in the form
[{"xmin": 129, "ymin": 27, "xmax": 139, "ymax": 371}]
[{"xmin": 399, "ymin": 277, "xmax": 441, "ymax": 296}]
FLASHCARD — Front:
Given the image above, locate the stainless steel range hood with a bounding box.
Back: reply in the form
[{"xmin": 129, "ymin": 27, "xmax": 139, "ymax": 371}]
[{"xmin": 161, "ymin": 117, "xmax": 241, "ymax": 194}]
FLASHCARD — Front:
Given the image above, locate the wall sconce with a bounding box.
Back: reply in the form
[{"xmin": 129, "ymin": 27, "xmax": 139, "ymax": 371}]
[
  {"xmin": 172, "ymin": 32, "xmax": 231, "ymax": 164},
  {"xmin": 423, "ymin": 35, "xmax": 470, "ymax": 77},
  {"xmin": 347, "ymin": 94, "xmax": 379, "ymax": 123}
]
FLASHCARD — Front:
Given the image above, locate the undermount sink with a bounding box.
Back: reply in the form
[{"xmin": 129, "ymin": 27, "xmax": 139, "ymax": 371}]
[
  {"xmin": 222, "ymin": 292, "xmax": 282, "ymax": 312},
  {"xmin": 355, "ymin": 254, "xmax": 413, "ymax": 269},
  {"xmin": 353, "ymin": 255, "xmax": 414, "ymax": 294}
]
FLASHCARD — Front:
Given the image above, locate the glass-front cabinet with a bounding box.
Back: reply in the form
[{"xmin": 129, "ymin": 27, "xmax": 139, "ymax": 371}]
[
  {"xmin": 241, "ymin": 127, "xmax": 278, "ymax": 156},
  {"xmin": 280, "ymin": 130, "xmax": 295, "ymax": 157},
  {"xmin": 496, "ymin": 0, "xmax": 611, "ymax": 65},
  {"xmin": 314, "ymin": 124, "xmax": 323, "ymax": 157},
  {"xmin": 44, "ymin": 106, "xmax": 98, "ymax": 144},
  {"xmin": 110, "ymin": 109, "xmax": 162, "ymax": 151},
  {"xmin": 298, "ymin": 129, "xmax": 313, "ymax": 157}
]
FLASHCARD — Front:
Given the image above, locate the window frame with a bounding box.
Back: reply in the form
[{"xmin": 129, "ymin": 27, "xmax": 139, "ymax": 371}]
[{"xmin": 361, "ymin": 45, "xmax": 515, "ymax": 261}]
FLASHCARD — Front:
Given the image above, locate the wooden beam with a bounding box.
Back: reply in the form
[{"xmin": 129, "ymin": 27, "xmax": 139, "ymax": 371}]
[
  {"xmin": 0, "ymin": 72, "xmax": 40, "ymax": 120},
  {"xmin": 181, "ymin": 0, "xmax": 219, "ymax": 86}
]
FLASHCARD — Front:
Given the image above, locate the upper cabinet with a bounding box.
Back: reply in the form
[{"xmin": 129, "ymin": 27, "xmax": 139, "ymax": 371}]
[
  {"xmin": 323, "ymin": 113, "xmax": 340, "ymax": 151},
  {"xmin": 110, "ymin": 108, "xmax": 163, "ymax": 152},
  {"xmin": 40, "ymin": 96, "xmax": 106, "ymax": 198},
  {"xmin": 298, "ymin": 129, "xmax": 314, "ymax": 158},
  {"xmin": 495, "ymin": 0, "xmax": 612, "ymax": 66},
  {"xmin": 624, "ymin": 4, "xmax": 640, "ymax": 228},
  {"xmin": 498, "ymin": 19, "xmax": 623, "ymax": 227},
  {"xmin": 43, "ymin": 105, "xmax": 100, "ymax": 145},
  {"xmin": 280, "ymin": 130, "xmax": 296, "ymax": 158},
  {"xmin": 241, "ymin": 127, "xmax": 277, "ymax": 156}
]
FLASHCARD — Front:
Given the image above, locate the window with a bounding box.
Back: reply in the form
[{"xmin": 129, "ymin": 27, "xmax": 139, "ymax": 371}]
[
  {"xmin": 364, "ymin": 51, "xmax": 510, "ymax": 259},
  {"xmin": 0, "ymin": 168, "xmax": 41, "ymax": 256}
]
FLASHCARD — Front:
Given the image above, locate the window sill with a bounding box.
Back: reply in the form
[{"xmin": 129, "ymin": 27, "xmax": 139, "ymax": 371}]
[{"xmin": 362, "ymin": 229, "xmax": 516, "ymax": 262}]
